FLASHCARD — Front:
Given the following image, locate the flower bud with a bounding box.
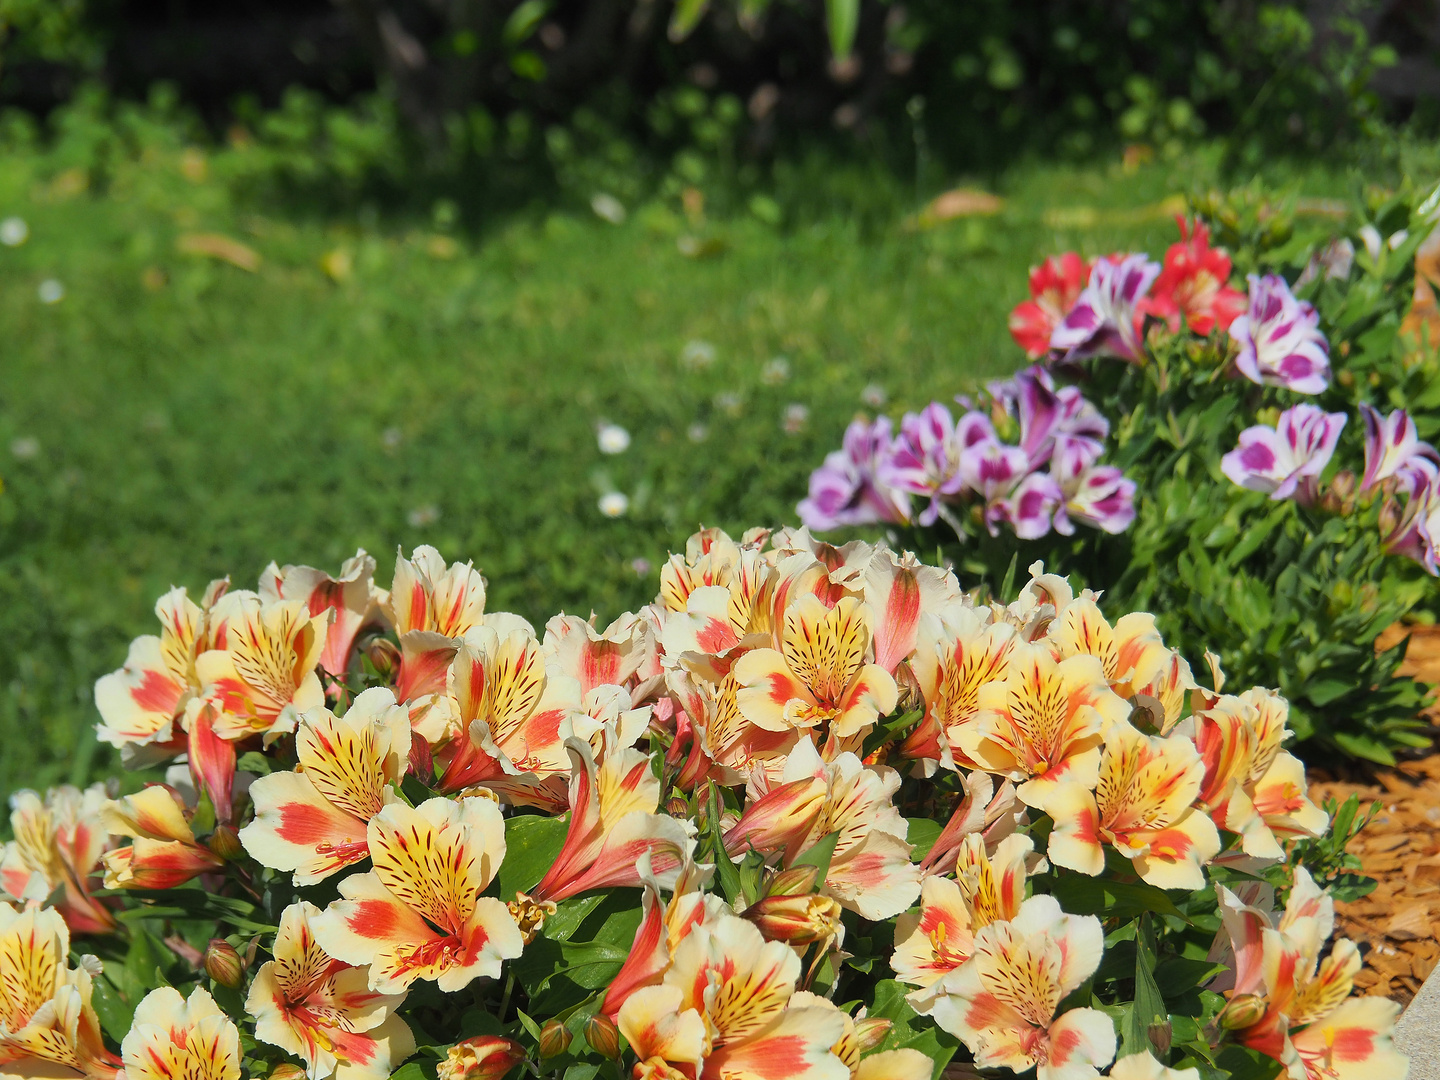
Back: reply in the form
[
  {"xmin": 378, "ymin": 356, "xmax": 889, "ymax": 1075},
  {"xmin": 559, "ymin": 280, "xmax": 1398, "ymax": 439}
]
[
  {"xmin": 364, "ymin": 637, "xmax": 401, "ymax": 679},
  {"xmin": 667, "ymin": 796, "xmax": 690, "ymax": 818},
  {"xmin": 1147, "ymin": 1020, "xmax": 1172, "ymax": 1056},
  {"xmin": 539, "ymin": 1019, "xmax": 572, "ymax": 1059},
  {"xmin": 743, "ymin": 893, "xmax": 843, "ymax": 945},
  {"xmin": 203, "ymin": 939, "xmax": 244, "ymax": 989},
  {"xmin": 408, "ymin": 730, "xmax": 434, "ymax": 781},
  {"xmin": 207, "ymin": 824, "xmax": 244, "ymax": 861},
  {"xmin": 763, "ymin": 865, "xmax": 819, "ymax": 898},
  {"xmin": 852, "ymin": 1017, "xmax": 892, "ymax": 1053},
  {"xmin": 585, "ymin": 1013, "xmax": 622, "ymax": 1060},
  {"xmin": 268, "ymin": 1066, "xmax": 306, "ymax": 1080},
  {"xmin": 1217, "ymin": 993, "xmax": 1267, "ymax": 1031},
  {"xmin": 437, "ymin": 1036, "xmax": 527, "ymax": 1080}
]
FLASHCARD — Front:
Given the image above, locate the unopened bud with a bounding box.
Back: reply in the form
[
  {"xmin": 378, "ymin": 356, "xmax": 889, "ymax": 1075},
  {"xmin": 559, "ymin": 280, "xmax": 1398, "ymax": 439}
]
[
  {"xmin": 667, "ymin": 796, "xmax": 690, "ymax": 818},
  {"xmin": 1147, "ymin": 1020, "xmax": 1172, "ymax": 1056},
  {"xmin": 1217, "ymin": 993, "xmax": 1267, "ymax": 1031},
  {"xmin": 364, "ymin": 637, "xmax": 401, "ymax": 679},
  {"xmin": 437, "ymin": 1036, "xmax": 527, "ymax": 1080},
  {"xmin": 207, "ymin": 824, "xmax": 244, "ymax": 861},
  {"xmin": 268, "ymin": 1066, "xmax": 305, "ymax": 1080},
  {"xmin": 743, "ymin": 893, "xmax": 843, "ymax": 945},
  {"xmin": 203, "ymin": 939, "xmax": 244, "ymax": 989},
  {"xmin": 539, "ymin": 1019, "xmax": 572, "ymax": 1059},
  {"xmin": 585, "ymin": 1013, "xmax": 622, "ymax": 1060},
  {"xmin": 1379, "ymin": 496, "xmax": 1402, "ymax": 538},
  {"xmin": 853, "ymin": 1017, "xmax": 892, "ymax": 1053},
  {"xmin": 764, "ymin": 865, "xmax": 819, "ymax": 897}
]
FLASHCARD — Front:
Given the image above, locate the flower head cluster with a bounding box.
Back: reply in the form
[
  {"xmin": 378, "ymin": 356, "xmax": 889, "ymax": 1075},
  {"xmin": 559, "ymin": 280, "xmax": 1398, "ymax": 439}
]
[
  {"xmin": 799, "ymin": 366, "xmax": 1134, "ymax": 539},
  {"xmin": 30, "ymin": 531, "xmax": 1402, "ymax": 1080}
]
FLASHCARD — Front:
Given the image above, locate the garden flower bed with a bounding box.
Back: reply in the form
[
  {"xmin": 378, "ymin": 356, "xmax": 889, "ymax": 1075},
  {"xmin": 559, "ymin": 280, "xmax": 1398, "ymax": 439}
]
[{"xmin": 0, "ymin": 530, "xmax": 1411, "ymax": 1080}]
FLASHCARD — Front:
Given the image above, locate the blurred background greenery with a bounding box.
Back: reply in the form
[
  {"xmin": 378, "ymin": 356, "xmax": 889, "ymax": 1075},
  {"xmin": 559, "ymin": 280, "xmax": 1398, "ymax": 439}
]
[{"xmin": 1, "ymin": 0, "xmax": 1438, "ymax": 799}]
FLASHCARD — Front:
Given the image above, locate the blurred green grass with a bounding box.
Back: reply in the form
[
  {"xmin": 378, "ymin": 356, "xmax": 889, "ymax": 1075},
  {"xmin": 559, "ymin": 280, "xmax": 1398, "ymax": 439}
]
[{"xmin": 0, "ymin": 144, "xmax": 1346, "ymax": 801}]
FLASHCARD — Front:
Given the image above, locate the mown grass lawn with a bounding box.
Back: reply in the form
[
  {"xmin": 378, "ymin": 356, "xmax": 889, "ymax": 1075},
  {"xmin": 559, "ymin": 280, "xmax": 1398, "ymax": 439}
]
[{"xmin": 0, "ymin": 142, "xmax": 1344, "ymax": 800}]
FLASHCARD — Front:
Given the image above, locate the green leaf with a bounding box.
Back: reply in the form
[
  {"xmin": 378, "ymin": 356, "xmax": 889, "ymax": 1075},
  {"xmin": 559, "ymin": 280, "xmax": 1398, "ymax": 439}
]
[
  {"xmin": 824, "ymin": 0, "xmax": 860, "ymax": 60},
  {"xmin": 90, "ymin": 973, "xmax": 136, "ymax": 1042},
  {"xmin": 668, "ymin": 0, "xmax": 709, "ymax": 42},
  {"xmin": 499, "ymin": 813, "xmax": 569, "ymax": 897},
  {"xmin": 709, "ymin": 785, "xmax": 744, "ymax": 904},
  {"xmin": 1125, "ymin": 915, "xmax": 1167, "ymax": 1056},
  {"xmin": 502, "ymin": 0, "xmax": 551, "ymax": 47},
  {"xmin": 1050, "ymin": 875, "xmax": 1185, "ymax": 922},
  {"xmin": 905, "ymin": 817, "xmax": 942, "ymax": 863},
  {"xmin": 236, "ymin": 750, "xmax": 271, "ymax": 775},
  {"xmin": 792, "ymin": 831, "xmax": 839, "ymax": 884}
]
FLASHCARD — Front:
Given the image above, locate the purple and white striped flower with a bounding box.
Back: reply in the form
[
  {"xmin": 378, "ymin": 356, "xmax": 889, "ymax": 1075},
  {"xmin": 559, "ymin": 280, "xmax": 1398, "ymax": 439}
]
[
  {"xmin": 796, "ymin": 416, "xmax": 909, "ymax": 530},
  {"xmin": 1359, "ymin": 403, "xmax": 1439, "ymax": 497},
  {"xmin": 1229, "ymin": 274, "xmax": 1331, "ymax": 395},
  {"xmin": 1049, "ymin": 254, "xmax": 1160, "ymax": 363},
  {"xmin": 1220, "ymin": 404, "xmax": 1347, "ymax": 504},
  {"xmin": 1053, "ymin": 464, "xmax": 1137, "ymax": 536},
  {"xmin": 1382, "ymin": 483, "xmax": 1440, "ymax": 575},
  {"xmin": 988, "ymin": 471, "xmax": 1065, "ymax": 539},
  {"xmin": 980, "ymin": 366, "xmax": 1110, "ymax": 470},
  {"xmin": 879, "ymin": 403, "xmax": 968, "ymax": 525}
]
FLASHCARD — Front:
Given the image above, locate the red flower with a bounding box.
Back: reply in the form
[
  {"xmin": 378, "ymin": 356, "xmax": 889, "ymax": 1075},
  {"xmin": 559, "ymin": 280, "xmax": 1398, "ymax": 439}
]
[
  {"xmin": 1008, "ymin": 252, "xmax": 1089, "ymax": 357},
  {"xmin": 1147, "ymin": 217, "xmax": 1247, "ymax": 336}
]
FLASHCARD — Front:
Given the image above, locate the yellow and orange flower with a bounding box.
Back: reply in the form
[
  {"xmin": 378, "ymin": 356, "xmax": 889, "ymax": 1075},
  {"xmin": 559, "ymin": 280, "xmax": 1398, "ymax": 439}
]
[
  {"xmin": 1, "ymin": 783, "xmax": 115, "ymax": 935},
  {"xmin": 94, "ymin": 581, "xmax": 227, "ymax": 762},
  {"xmin": 383, "ymin": 546, "xmax": 487, "ymax": 639},
  {"xmin": 788, "ymin": 992, "xmax": 933, "ymax": 1080},
  {"xmin": 197, "ymin": 590, "xmax": 329, "ymax": 743},
  {"xmin": 957, "ymin": 642, "xmax": 1131, "ymax": 808},
  {"xmin": 1045, "ymin": 721, "xmax": 1221, "ymax": 889},
  {"xmin": 618, "ymin": 913, "xmax": 851, "ymax": 1080},
  {"xmin": 734, "ymin": 594, "xmax": 898, "ymax": 748},
  {"xmin": 0, "ymin": 902, "xmax": 119, "ymax": 1079},
  {"xmin": 247, "ymin": 901, "xmax": 415, "ymax": 1080},
  {"xmin": 240, "ymin": 688, "xmax": 411, "ymax": 884},
  {"xmin": 120, "ymin": 986, "xmax": 239, "ymax": 1080},
  {"xmin": 910, "ymin": 895, "xmax": 1115, "ymax": 1080},
  {"xmin": 262, "ymin": 549, "xmax": 380, "ymax": 679},
  {"xmin": 892, "ymin": 833, "xmax": 1032, "ymax": 989},
  {"xmin": 311, "ymin": 796, "xmax": 524, "ymax": 993},
  {"xmin": 99, "ymin": 786, "xmax": 224, "ymax": 890},
  {"xmin": 861, "ymin": 546, "xmax": 961, "ymax": 675}
]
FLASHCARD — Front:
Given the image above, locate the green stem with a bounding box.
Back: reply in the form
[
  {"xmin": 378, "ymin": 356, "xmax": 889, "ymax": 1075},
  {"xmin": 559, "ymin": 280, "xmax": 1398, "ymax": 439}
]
[{"xmin": 497, "ymin": 969, "xmax": 516, "ymax": 1022}]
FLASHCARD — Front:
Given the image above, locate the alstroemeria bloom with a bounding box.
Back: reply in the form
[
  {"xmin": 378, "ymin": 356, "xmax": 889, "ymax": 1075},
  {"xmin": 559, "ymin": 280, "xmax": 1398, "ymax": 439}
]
[
  {"xmin": 862, "ymin": 547, "xmax": 961, "ymax": 676},
  {"xmin": 1359, "ymin": 403, "xmax": 1439, "ymax": 496},
  {"xmin": 1221, "ymin": 405, "xmax": 1346, "ymax": 504},
  {"xmin": 787, "ymin": 993, "xmax": 933, "ymax": 1080},
  {"xmin": 247, "ymin": 901, "xmax": 415, "ymax": 1080},
  {"xmin": 1230, "ymin": 274, "xmax": 1331, "ymax": 394},
  {"xmin": 196, "ymin": 590, "xmax": 328, "ymax": 743},
  {"xmin": 658, "ymin": 527, "xmax": 771, "ymax": 629},
  {"xmin": 754, "ymin": 739, "xmax": 920, "ymax": 920},
  {"xmin": 798, "ymin": 416, "xmax": 910, "ymax": 530},
  {"xmin": 734, "ymin": 595, "xmax": 898, "ymax": 748},
  {"xmin": 1009, "ymin": 252, "xmax": 1089, "ymax": 357},
  {"xmin": 120, "ymin": 986, "xmax": 239, "ymax": 1080},
  {"xmin": 1051, "ymin": 457, "xmax": 1136, "ymax": 536},
  {"xmin": 261, "ymin": 549, "xmax": 379, "ymax": 678},
  {"xmin": 900, "ymin": 605, "xmax": 1017, "ymax": 771},
  {"xmin": 1147, "ymin": 218, "xmax": 1247, "ymax": 335},
  {"xmin": 0, "ymin": 903, "xmax": 119, "ymax": 1079},
  {"xmin": 879, "ymin": 403, "xmax": 967, "ymax": 525},
  {"xmin": 527, "ymin": 738, "xmax": 692, "ymax": 905},
  {"xmin": 1045, "ymin": 722, "xmax": 1221, "ymax": 888},
  {"xmin": 910, "ymin": 895, "xmax": 1114, "ymax": 1080},
  {"xmin": 1050, "ymin": 254, "xmax": 1160, "ymax": 363},
  {"xmin": 433, "ymin": 623, "xmax": 582, "ymax": 803},
  {"xmin": 384, "ymin": 546, "xmax": 487, "ymax": 639},
  {"xmin": 544, "ymin": 611, "xmax": 648, "ymax": 696},
  {"xmin": 240, "ymin": 688, "xmax": 410, "ymax": 884},
  {"xmin": 892, "ymin": 833, "xmax": 1032, "ymax": 989},
  {"xmin": 311, "ymin": 796, "xmax": 524, "ymax": 993},
  {"xmin": 1, "ymin": 783, "xmax": 115, "ymax": 934},
  {"xmin": 99, "ymin": 785, "xmax": 224, "ymax": 889},
  {"xmin": 1215, "ymin": 871, "xmax": 1406, "ymax": 1079},
  {"xmin": 955, "ymin": 420, "xmax": 1031, "ymax": 512},
  {"xmin": 956, "ymin": 643, "xmax": 1131, "ymax": 809},
  {"xmin": 95, "ymin": 581, "xmax": 225, "ymax": 761},
  {"xmin": 618, "ymin": 914, "xmax": 850, "ymax": 1080}
]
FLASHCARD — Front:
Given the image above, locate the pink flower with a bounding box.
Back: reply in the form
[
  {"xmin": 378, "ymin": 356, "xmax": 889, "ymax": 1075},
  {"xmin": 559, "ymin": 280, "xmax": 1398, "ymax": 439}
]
[
  {"xmin": 1230, "ymin": 274, "xmax": 1331, "ymax": 394},
  {"xmin": 879, "ymin": 404, "xmax": 968, "ymax": 526},
  {"xmin": 798, "ymin": 417, "xmax": 909, "ymax": 531},
  {"xmin": 1221, "ymin": 405, "xmax": 1347, "ymax": 504},
  {"xmin": 1050, "ymin": 254, "xmax": 1160, "ymax": 363},
  {"xmin": 1359, "ymin": 403, "xmax": 1438, "ymax": 496}
]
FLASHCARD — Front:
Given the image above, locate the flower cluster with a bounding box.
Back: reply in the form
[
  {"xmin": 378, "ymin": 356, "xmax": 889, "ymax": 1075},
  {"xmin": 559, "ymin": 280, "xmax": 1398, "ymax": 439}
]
[
  {"xmin": 0, "ymin": 530, "xmax": 1402, "ymax": 1080},
  {"xmin": 799, "ymin": 366, "xmax": 1135, "ymax": 540}
]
